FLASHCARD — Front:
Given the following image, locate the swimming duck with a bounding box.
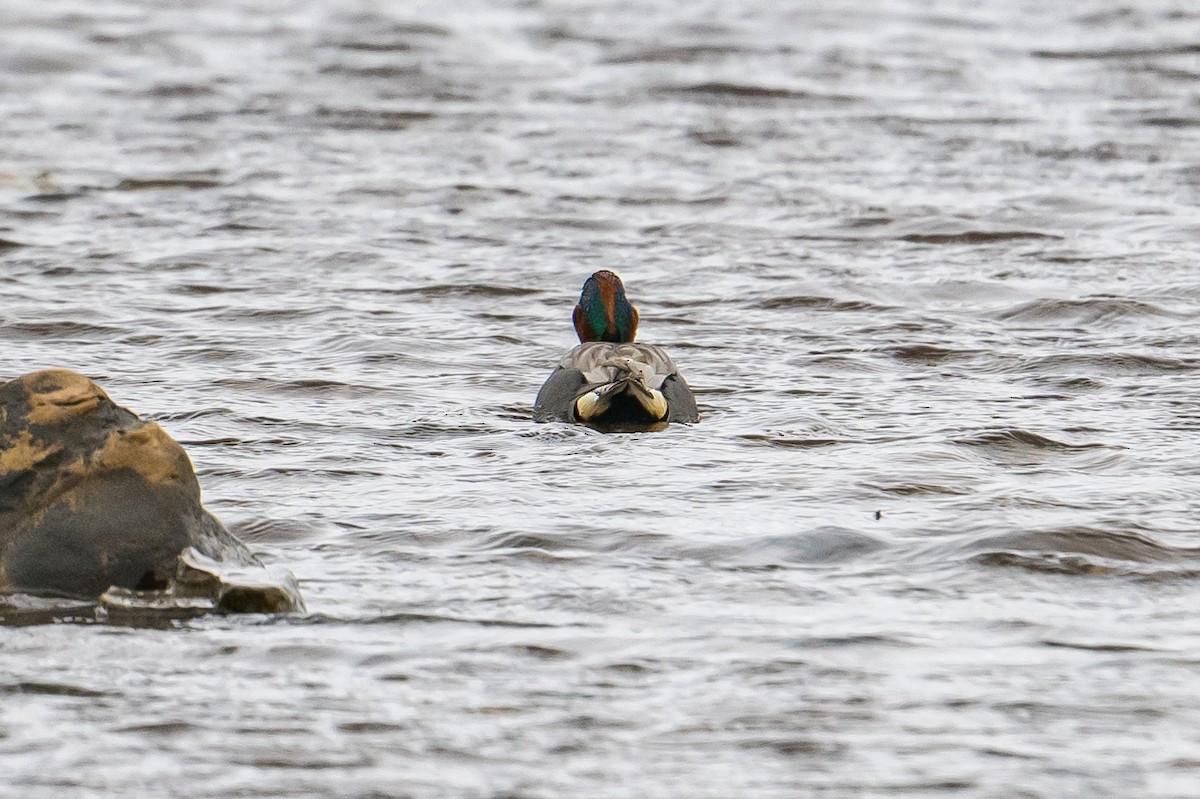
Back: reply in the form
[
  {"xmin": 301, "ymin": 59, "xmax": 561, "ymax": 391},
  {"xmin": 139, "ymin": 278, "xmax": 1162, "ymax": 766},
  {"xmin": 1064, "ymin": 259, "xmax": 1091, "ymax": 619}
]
[{"xmin": 534, "ymin": 270, "xmax": 699, "ymax": 431}]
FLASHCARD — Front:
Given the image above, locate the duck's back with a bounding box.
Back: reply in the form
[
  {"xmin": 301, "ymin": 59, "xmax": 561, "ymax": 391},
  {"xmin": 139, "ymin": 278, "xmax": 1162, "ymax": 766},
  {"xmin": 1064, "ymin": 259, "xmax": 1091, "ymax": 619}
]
[{"xmin": 534, "ymin": 342, "xmax": 699, "ymax": 425}]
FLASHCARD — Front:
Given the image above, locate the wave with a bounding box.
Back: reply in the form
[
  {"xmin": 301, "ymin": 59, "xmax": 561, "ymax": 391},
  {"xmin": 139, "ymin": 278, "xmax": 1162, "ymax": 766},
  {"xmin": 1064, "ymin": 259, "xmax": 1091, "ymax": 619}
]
[
  {"xmin": 898, "ymin": 230, "xmax": 1060, "ymax": 244},
  {"xmin": 995, "ymin": 297, "xmax": 1182, "ymax": 325},
  {"xmin": 952, "ymin": 428, "xmax": 1114, "ymax": 452},
  {"xmin": 678, "ymin": 527, "xmax": 887, "ymax": 568},
  {"xmin": 655, "ymin": 81, "xmax": 857, "ymax": 103}
]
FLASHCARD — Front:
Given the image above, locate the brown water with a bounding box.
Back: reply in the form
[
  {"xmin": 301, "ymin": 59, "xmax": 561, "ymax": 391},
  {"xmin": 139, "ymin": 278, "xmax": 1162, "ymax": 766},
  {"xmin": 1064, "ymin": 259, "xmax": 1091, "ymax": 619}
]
[{"xmin": 3, "ymin": 1, "xmax": 1200, "ymax": 796}]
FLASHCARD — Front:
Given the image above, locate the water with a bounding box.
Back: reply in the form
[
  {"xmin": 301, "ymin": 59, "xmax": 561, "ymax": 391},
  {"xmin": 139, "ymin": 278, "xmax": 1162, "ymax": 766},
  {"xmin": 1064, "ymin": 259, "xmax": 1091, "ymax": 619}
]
[{"xmin": 2, "ymin": 0, "xmax": 1200, "ymax": 796}]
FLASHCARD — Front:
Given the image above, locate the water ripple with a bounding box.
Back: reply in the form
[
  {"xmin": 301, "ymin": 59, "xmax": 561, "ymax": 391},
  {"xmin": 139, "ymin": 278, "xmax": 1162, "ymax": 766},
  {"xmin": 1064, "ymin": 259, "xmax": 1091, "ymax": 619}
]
[{"xmin": 4, "ymin": 1, "xmax": 1200, "ymax": 797}]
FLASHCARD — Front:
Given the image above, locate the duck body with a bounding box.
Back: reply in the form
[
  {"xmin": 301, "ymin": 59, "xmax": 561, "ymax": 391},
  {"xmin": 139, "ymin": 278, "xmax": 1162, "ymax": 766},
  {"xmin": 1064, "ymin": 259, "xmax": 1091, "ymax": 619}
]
[
  {"xmin": 534, "ymin": 341, "xmax": 699, "ymax": 430},
  {"xmin": 534, "ymin": 270, "xmax": 699, "ymax": 431}
]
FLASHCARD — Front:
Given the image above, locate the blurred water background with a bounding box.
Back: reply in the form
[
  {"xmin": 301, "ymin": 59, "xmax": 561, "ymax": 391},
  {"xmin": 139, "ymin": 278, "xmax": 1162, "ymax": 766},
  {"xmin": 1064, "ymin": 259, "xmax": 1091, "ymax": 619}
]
[{"xmin": 2, "ymin": 1, "xmax": 1200, "ymax": 796}]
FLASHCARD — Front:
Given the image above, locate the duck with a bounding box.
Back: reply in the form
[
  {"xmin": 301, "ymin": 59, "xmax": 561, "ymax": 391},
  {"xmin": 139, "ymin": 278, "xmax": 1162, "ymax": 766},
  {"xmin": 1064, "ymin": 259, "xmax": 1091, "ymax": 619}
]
[{"xmin": 534, "ymin": 270, "xmax": 699, "ymax": 431}]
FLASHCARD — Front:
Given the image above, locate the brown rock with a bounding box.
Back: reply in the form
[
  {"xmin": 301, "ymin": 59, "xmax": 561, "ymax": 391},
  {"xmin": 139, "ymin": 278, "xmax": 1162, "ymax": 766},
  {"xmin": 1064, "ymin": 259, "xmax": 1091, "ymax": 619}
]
[{"xmin": 0, "ymin": 369, "xmax": 302, "ymax": 612}]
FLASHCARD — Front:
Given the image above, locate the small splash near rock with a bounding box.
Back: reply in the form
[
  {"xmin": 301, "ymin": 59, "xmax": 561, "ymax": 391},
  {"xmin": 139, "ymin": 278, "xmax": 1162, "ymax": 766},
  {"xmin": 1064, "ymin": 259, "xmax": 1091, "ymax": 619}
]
[{"xmin": 100, "ymin": 548, "xmax": 305, "ymax": 616}]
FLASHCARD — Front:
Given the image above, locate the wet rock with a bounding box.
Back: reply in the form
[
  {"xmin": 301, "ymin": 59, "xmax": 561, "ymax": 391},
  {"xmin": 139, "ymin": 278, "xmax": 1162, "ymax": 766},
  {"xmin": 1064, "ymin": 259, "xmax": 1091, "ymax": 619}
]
[{"xmin": 0, "ymin": 369, "xmax": 303, "ymax": 613}]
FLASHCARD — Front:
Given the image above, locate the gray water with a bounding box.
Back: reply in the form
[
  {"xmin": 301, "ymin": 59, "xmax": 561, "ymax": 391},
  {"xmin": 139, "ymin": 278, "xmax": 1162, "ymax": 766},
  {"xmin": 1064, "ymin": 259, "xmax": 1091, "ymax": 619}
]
[{"xmin": 3, "ymin": 0, "xmax": 1200, "ymax": 796}]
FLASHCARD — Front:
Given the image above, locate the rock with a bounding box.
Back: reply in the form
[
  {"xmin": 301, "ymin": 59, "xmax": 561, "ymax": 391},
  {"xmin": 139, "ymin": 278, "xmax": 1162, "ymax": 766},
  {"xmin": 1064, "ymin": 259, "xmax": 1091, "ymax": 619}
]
[{"xmin": 0, "ymin": 369, "xmax": 303, "ymax": 613}]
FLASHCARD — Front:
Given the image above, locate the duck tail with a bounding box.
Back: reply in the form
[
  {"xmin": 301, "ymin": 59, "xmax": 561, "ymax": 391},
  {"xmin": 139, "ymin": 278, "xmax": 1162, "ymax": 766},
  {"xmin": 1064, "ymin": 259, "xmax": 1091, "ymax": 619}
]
[{"xmin": 574, "ymin": 361, "xmax": 668, "ymax": 422}]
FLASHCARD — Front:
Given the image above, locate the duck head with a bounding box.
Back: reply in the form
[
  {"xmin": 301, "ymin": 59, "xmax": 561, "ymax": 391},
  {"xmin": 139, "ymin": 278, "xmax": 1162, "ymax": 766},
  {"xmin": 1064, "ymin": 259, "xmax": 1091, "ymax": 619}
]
[{"xmin": 572, "ymin": 270, "xmax": 639, "ymax": 343}]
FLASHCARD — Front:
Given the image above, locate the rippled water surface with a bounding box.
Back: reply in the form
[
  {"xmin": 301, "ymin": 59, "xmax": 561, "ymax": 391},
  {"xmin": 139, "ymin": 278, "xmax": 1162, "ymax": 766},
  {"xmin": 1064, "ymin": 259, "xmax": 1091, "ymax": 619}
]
[{"xmin": 4, "ymin": 0, "xmax": 1200, "ymax": 796}]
